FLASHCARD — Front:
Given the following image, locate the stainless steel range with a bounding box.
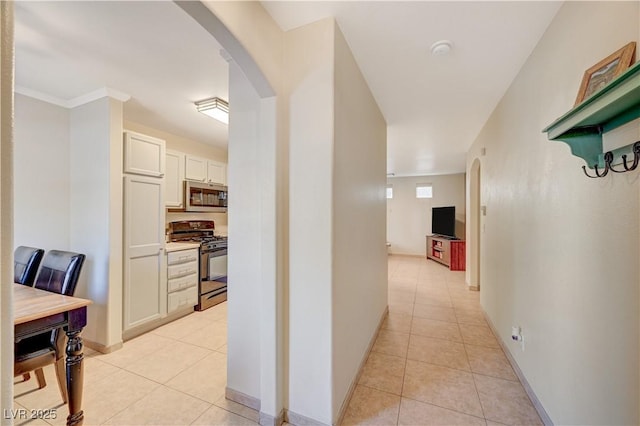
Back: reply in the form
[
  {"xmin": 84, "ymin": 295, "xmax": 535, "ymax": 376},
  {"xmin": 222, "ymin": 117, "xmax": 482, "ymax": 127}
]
[{"xmin": 167, "ymin": 220, "xmax": 227, "ymax": 310}]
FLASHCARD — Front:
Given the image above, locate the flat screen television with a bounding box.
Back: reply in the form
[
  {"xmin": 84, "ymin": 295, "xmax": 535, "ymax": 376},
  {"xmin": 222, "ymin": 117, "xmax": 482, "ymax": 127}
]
[{"xmin": 432, "ymin": 206, "xmax": 456, "ymax": 238}]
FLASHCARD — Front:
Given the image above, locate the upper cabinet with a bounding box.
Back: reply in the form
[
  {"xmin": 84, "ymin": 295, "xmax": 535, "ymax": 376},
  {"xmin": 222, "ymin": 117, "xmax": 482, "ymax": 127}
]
[
  {"xmin": 206, "ymin": 160, "xmax": 227, "ymax": 186},
  {"xmin": 185, "ymin": 155, "xmax": 207, "ymax": 182},
  {"xmin": 185, "ymin": 154, "xmax": 227, "ymax": 186},
  {"xmin": 165, "ymin": 150, "xmax": 185, "ymax": 208},
  {"xmin": 124, "ymin": 131, "xmax": 165, "ymax": 177}
]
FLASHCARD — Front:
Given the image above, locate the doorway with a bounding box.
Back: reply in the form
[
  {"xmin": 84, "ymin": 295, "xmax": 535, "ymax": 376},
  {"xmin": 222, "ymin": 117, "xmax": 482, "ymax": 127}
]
[{"xmin": 469, "ymin": 158, "xmax": 481, "ymax": 290}]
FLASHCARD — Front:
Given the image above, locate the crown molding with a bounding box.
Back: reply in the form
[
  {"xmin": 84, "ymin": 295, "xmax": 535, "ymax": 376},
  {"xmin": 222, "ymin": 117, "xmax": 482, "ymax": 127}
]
[{"xmin": 14, "ymin": 85, "xmax": 131, "ymax": 108}]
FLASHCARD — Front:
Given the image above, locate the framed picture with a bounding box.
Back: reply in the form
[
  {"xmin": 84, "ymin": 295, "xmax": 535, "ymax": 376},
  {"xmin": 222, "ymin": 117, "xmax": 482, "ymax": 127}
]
[{"xmin": 574, "ymin": 41, "xmax": 636, "ymax": 106}]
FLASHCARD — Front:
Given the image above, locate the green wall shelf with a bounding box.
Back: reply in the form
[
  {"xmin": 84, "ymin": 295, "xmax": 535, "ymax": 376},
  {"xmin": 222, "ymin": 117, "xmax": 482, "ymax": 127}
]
[{"xmin": 543, "ymin": 60, "xmax": 640, "ymax": 173}]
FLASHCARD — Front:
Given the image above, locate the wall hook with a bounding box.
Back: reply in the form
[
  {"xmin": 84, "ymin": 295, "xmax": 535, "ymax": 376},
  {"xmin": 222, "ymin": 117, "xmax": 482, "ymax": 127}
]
[
  {"xmin": 583, "ymin": 141, "xmax": 640, "ymax": 178},
  {"xmin": 610, "ymin": 141, "xmax": 640, "ymax": 172},
  {"xmin": 583, "ymin": 156, "xmax": 610, "ymax": 178}
]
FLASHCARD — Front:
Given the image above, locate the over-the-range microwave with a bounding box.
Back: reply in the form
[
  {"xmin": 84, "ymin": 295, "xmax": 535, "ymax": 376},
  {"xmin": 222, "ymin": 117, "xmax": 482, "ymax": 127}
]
[{"xmin": 184, "ymin": 181, "xmax": 228, "ymax": 212}]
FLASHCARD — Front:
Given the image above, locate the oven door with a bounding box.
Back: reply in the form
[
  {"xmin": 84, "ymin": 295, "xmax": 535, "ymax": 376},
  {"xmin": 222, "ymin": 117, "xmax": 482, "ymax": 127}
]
[{"xmin": 200, "ymin": 247, "xmax": 227, "ymax": 294}]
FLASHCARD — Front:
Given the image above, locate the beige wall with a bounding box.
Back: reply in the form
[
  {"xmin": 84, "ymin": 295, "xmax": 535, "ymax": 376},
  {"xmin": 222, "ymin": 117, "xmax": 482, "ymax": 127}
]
[
  {"xmin": 466, "ymin": 2, "xmax": 639, "ymax": 424},
  {"xmin": 387, "ymin": 173, "xmax": 465, "ymax": 255},
  {"xmin": 14, "ymin": 95, "xmax": 71, "ymax": 251},
  {"xmin": 70, "ymin": 97, "xmax": 124, "ymax": 349},
  {"xmin": 1, "ymin": 1, "xmax": 14, "ymax": 417},
  {"xmin": 205, "ymin": 4, "xmax": 389, "ymax": 423},
  {"xmin": 331, "ymin": 23, "xmax": 387, "ymax": 421},
  {"xmin": 286, "ymin": 18, "xmax": 335, "ymax": 423}
]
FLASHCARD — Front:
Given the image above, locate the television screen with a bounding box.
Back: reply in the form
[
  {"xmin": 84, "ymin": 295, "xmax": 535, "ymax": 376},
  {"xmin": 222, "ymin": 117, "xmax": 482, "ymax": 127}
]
[{"xmin": 432, "ymin": 206, "xmax": 456, "ymax": 238}]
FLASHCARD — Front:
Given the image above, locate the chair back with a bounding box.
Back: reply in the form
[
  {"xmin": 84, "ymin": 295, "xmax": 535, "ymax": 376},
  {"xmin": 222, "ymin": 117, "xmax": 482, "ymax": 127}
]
[
  {"xmin": 33, "ymin": 250, "xmax": 86, "ymax": 351},
  {"xmin": 14, "ymin": 246, "xmax": 45, "ymax": 286},
  {"xmin": 34, "ymin": 250, "xmax": 85, "ymax": 296}
]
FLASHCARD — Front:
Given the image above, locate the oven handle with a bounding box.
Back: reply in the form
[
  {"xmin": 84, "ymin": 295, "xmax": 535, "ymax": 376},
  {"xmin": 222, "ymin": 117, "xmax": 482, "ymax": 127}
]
[
  {"xmin": 207, "ymin": 287, "xmax": 227, "ymax": 299},
  {"xmin": 200, "ymin": 248, "xmax": 228, "ymax": 256}
]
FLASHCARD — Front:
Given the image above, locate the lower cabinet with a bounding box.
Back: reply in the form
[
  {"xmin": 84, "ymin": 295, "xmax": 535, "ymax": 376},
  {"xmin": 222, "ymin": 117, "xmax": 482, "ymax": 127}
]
[
  {"xmin": 168, "ymin": 287, "xmax": 198, "ymax": 313},
  {"xmin": 167, "ymin": 248, "xmax": 199, "ymax": 314}
]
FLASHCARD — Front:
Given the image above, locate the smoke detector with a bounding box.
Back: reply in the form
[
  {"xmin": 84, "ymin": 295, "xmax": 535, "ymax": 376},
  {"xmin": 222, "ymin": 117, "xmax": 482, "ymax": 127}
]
[{"xmin": 430, "ymin": 40, "xmax": 453, "ymax": 56}]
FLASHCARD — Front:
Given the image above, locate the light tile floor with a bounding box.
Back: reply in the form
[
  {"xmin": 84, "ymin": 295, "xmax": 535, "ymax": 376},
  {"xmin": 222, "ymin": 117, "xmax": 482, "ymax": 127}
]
[
  {"xmin": 341, "ymin": 255, "xmax": 542, "ymax": 426},
  {"xmin": 13, "ymin": 255, "xmax": 541, "ymax": 426},
  {"xmin": 13, "ymin": 302, "xmax": 259, "ymax": 426}
]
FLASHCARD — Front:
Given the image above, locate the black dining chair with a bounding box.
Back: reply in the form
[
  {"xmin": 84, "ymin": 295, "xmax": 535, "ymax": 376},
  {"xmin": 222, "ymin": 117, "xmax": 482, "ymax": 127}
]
[
  {"xmin": 14, "ymin": 250, "xmax": 86, "ymax": 403},
  {"xmin": 14, "ymin": 246, "xmax": 44, "ymax": 286}
]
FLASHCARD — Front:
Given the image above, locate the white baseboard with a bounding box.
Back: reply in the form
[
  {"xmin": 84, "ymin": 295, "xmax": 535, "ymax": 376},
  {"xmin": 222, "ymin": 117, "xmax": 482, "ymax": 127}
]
[
  {"xmin": 483, "ymin": 312, "xmax": 553, "ymax": 426},
  {"xmin": 334, "ymin": 306, "xmax": 389, "ymax": 426},
  {"xmin": 260, "ymin": 408, "xmax": 284, "ymax": 426},
  {"xmin": 83, "ymin": 338, "xmax": 122, "ymax": 354},
  {"xmin": 286, "ymin": 410, "xmax": 329, "ymax": 426},
  {"xmin": 226, "ymin": 387, "xmax": 261, "ymax": 411}
]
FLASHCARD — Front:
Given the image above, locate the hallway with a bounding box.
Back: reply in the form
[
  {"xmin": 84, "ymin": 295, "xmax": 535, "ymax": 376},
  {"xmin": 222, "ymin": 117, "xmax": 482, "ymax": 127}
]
[
  {"xmin": 13, "ymin": 256, "xmax": 542, "ymax": 425},
  {"xmin": 341, "ymin": 255, "xmax": 542, "ymax": 425}
]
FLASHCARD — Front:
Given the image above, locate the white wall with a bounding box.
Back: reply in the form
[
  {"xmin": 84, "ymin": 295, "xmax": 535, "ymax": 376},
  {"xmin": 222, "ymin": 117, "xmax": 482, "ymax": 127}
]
[
  {"xmin": 198, "ymin": 5, "xmax": 389, "ymax": 423},
  {"xmin": 70, "ymin": 97, "xmax": 123, "ymax": 349},
  {"xmin": 466, "ymin": 2, "xmax": 639, "ymax": 424},
  {"xmin": 14, "ymin": 94, "xmax": 70, "ymax": 251},
  {"xmin": 225, "ymin": 60, "xmax": 264, "ymax": 403},
  {"xmin": 331, "ymin": 24, "xmax": 387, "ymax": 421},
  {"xmin": 12, "ymin": 93, "xmax": 124, "ymax": 350},
  {"xmin": 286, "ymin": 18, "xmax": 335, "ymax": 424},
  {"xmin": 387, "ymin": 174, "xmax": 465, "ymax": 255}
]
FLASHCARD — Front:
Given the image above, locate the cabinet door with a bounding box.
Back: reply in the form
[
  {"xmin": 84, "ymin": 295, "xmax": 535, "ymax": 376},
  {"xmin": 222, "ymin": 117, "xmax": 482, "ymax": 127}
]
[
  {"xmin": 185, "ymin": 155, "xmax": 207, "ymax": 182},
  {"xmin": 123, "ymin": 175, "xmax": 167, "ymax": 331},
  {"xmin": 165, "ymin": 150, "xmax": 185, "ymax": 208},
  {"xmin": 124, "ymin": 131, "xmax": 165, "ymax": 177},
  {"xmin": 206, "ymin": 160, "xmax": 227, "ymax": 185}
]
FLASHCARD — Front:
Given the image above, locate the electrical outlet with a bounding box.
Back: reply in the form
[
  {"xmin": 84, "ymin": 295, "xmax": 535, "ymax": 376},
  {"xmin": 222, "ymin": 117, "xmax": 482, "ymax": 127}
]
[{"xmin": 511, "ymin": 326, "xmax": 525, "ymax": 351}]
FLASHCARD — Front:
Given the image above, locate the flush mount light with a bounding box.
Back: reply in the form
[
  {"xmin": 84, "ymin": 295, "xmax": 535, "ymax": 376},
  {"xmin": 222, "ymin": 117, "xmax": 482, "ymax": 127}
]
[
  {"xmin": 430, "ymin": 40, "xmax": 453, "ymax": 56},
  {"xmin": 195, "ymin": 97, "xmax": 229, "ymax": 124}
]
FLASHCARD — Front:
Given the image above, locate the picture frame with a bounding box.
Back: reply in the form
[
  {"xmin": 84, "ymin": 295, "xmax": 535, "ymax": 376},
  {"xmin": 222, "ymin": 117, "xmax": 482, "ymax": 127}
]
[{"xmin": 574, "ymin": 41, "xmax": 636, "ymax": 106}]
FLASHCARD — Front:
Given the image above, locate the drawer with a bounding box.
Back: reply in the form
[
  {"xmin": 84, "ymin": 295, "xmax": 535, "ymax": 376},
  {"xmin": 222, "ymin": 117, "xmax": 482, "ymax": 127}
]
[
  {"xmin": 168, "ymin": 261, "xmax": 198, "ymax": 280},
  {"xmin": 168, "ymin": 286, "xmax": 198, "ymax": 314},
  {"xmin": 168, "ymin": 273, "xmax": 198, "ymax": 293},
  {"xmin": 167, "ymin": 249, "xmax": 199, "ymax": 265}
]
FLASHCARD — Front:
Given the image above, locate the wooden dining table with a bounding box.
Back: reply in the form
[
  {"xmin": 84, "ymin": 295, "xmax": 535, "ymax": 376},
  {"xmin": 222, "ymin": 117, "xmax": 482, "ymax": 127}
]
[{"xmin": 14, "ymin": 284, "xmax": 92, "ymax": 426}]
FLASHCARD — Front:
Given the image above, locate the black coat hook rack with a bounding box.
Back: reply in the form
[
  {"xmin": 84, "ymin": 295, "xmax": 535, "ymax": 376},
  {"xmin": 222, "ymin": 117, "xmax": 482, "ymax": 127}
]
[{"xmin": 583, "ymin": 141, "xmax": 640, "ymax": 178}]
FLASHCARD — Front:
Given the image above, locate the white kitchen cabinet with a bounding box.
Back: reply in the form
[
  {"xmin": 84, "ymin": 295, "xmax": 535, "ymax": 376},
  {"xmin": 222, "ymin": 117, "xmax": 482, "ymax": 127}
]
[
  {"xmin": 123, "ymin": 131, "xmax": 165, "ymax": 177},
  {"xmin": 166, "ymin": 248, "xmax": 199, "ymax": 314},
  {"xmin": 185, "ymin": 154, "xmax": 227, "ymax": 185},
  {"xmin": 123, "ymin": 175, "xmax": 166, "ymax": 332},
  {"xmin": 206, "ymin": 160, "xmax": 227, "ymax": 185},
  {"xmin": 165, "ymin": 150, "xmax": 185, "ymax": 208},
  {"xmin": 185, "ymin": 155, "xmax": 207, "ymax": 182},
  {"xmin": 168, "ymin": 286, "xmax": 198, "ymax": 313}
]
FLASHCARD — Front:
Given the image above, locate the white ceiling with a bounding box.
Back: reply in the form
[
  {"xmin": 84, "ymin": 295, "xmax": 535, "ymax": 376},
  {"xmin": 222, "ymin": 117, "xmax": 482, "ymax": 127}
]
[
  {"xmin": 14, "ymin": 1, "xmax": 562, "ymax": 177},
  {"xmin": 14, "ymin": 1, "xmax": 229, "ymax": 148},
  {"xmin": 262, "ymin": 1, "xmax": 562, "ymax": 176}
]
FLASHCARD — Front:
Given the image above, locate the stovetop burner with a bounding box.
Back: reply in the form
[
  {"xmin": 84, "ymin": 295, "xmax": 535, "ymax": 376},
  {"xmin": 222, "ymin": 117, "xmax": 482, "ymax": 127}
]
[{"xmin": 167, "ymin": 220, "xmax": 227, "ymax": 247}]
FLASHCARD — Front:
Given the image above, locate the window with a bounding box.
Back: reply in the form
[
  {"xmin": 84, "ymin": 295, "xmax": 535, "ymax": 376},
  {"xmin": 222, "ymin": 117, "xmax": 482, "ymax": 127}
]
[
  {"xmin": 386, "ymin": 185, "xmax": 393, "ymax": 199},
  {"xmin": 416, "ymin": 184, "xmax": 432, "ymax": 199}
]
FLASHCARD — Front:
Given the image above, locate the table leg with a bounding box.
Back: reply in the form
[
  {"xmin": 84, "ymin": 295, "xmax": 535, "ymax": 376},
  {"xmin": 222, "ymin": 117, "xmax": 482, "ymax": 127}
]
[{"xmin": 65, "ymin": 308, "xmax": 87, "ymax": 426}]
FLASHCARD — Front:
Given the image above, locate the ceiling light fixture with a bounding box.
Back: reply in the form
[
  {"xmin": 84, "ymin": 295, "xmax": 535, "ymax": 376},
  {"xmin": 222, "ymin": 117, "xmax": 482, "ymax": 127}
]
[
  {"xmin": 430, "ymin": 40, "xmax": 453, "ymax": 56},
  {"xmin": 195, "ymin": 97, "xmax": 229, "ymax": 124}
]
